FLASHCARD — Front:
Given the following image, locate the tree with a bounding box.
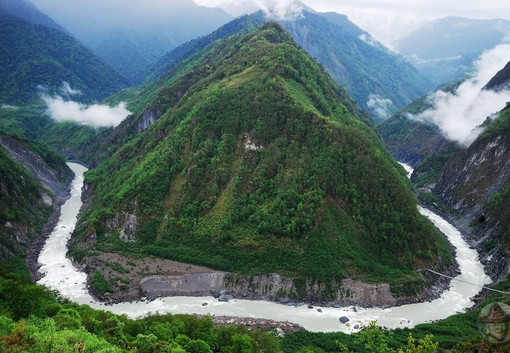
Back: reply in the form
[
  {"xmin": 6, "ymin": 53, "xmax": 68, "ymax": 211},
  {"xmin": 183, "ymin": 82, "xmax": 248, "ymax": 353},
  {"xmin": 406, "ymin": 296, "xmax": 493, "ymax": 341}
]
[
  {"xmin": 398, "ymin": 333, "xmax": 438, "ymax": 353},
  {"xmin": 355, "ymin": 321, "xmax": 393, "ymax": 353}
]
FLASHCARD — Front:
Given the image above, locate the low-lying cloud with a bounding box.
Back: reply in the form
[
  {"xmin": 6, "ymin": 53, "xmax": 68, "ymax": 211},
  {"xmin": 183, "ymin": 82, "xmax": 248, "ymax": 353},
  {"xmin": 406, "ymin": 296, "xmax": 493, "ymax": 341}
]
[
  {"xmin": 60, "ymin": 81, "xmax": 82, "ymax": 97},
  {"xmin": 409, "ymin": 44, "xmax": 510, "ymax": 146},
  {"xmin": 42, "ymin": 94, "xmax": 130, "ymax": 128},
  {"xmin": 366, "ymin": 94, "xmax": 395, "ymax": 120}
]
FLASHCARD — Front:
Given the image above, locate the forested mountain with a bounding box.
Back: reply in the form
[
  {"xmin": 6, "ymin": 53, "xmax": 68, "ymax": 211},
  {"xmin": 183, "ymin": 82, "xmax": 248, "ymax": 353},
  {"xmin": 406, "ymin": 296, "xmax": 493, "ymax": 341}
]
[
  {"xmin": 0, "ymin": 15, "xmax": 128, "ymax": 105},
  {"xmin": 0, "ymin": 133, "xmax": 71, "ymax": 259},
  {"xmin": 31, "ymin": 0, "xmax": 233, "ymax": 84},
  {"xmin": 71, "ymin": 22, "xmax": 450, "ymax": 303},
  {"xmin": 395, "ymin": 17, "xmax": 510, "ymax": 85}
]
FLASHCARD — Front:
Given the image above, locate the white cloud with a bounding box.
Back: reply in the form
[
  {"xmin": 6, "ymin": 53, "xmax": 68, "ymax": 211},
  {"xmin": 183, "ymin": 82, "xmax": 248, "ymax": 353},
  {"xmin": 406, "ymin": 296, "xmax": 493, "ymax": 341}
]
[
  {"xmin": 60, "ymin": 81, "xmax": 82, "ymax": 97},
  {"xmin": 409, "ymin": 44, "xmax": 510, "ymax": 146},
  {"xmin": 1, "ymin": 104, "xmax": 18, "ymax": 110},
  {"xmin": 366, "ymin": 94, "xmax": 395, "ymax": 120},
  {"xmin": 42, "ymin": 94, "xmax": 131, "ymax": 128}
]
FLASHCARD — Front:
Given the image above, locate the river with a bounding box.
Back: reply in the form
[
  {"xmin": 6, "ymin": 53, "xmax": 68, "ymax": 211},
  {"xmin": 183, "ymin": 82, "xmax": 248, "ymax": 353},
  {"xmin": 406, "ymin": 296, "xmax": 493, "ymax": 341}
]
[{"xmin": 37, "ymin": 162, "xmax": 492, "ymax": 333}]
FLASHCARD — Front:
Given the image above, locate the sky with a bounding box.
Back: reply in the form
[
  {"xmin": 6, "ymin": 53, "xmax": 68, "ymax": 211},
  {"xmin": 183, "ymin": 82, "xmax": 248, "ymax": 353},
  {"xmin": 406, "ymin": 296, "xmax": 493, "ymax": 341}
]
[{"xmin": 193, "ymin": 0, "xmax": 510, "ymax": 46}]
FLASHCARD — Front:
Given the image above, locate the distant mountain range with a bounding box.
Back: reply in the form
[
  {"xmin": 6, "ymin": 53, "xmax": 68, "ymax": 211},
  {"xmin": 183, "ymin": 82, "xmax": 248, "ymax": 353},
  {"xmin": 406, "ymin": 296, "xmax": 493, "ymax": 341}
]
[
  {"xmin": 395, "ymin": 16, "xmax": 510, "ymax": 85},
  {"xmin": 30, "ymin": 0, "xmax": 233, "ymax": 84},
  {"xmin": 281, "ymin": 11, "xmax": 433, "ymax": 120}
]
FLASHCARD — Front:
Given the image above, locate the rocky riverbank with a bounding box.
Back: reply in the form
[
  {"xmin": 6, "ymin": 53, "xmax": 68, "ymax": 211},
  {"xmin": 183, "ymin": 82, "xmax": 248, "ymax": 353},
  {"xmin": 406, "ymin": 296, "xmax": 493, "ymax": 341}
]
[{"xmin": 80, "ymin": 246, "xmax": 458, "ymax": 310}]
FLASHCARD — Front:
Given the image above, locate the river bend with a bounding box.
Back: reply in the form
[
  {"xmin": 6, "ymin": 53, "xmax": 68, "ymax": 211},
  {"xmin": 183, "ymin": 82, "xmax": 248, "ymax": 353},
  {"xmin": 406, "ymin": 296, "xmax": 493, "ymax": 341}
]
[{"xmin": 37, "ymin": 162, "xmax": 491, "ymax": 332}]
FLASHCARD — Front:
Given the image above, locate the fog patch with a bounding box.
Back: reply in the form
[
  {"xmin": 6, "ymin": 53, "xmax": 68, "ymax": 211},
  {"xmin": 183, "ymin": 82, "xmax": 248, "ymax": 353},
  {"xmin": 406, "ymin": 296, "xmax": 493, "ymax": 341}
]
[
  {"xmin": 358, "ymin": 33, "xmax": 378, "ymax": 47},
  {"xmin": 42, "ymin": 94, "xmax": 130, "ymax": 128},
  {"xmin": 367, "ymin": 94, "xmax": 395, "ymax": 120},
  {"xmin": 196, "ymin": 0, "xmax": 308, "ymax": 20},
  {"xmin": 409, "ymin": 44, "xmax": 510, "ymax": 146},
  {"xmin": 408, "ymin": 54, "xmax": 464, "ymax": 65},
  {"xmin": 261, "ymin": 0, "xmax": 305, "ymax": 20},
  {"xmin": 60, "ymin": 81, "xmax": 82, "ymax": 97},
  {"xmin": 1, "ymin": 104, "xmax": 18, "ymax": 110}
]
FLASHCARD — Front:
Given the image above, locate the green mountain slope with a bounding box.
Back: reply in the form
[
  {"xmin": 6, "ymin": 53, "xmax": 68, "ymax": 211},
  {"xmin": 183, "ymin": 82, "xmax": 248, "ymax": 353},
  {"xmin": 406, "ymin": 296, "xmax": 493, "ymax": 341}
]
[
  {"xmin": 143, "ymin": 12, "xmax": 267, "ymax": 84},
  {"xmin": 72, "ymin": 23, "xmax": 449, "ymax": 300},
  {"xmin": 0, "ymin": 15, "xmax": 128, "ymax": 105}
]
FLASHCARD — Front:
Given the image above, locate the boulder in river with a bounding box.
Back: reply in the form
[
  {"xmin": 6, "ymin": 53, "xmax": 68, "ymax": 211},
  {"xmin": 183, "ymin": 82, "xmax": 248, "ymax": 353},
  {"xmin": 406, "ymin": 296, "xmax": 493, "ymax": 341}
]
[
  {"xmin": 218, "ymin": 294, "xmax": 233, "ymax": 302},
  {"xmin": 339, "ymin": 316, "xmax": 350, "ymax": 324}
]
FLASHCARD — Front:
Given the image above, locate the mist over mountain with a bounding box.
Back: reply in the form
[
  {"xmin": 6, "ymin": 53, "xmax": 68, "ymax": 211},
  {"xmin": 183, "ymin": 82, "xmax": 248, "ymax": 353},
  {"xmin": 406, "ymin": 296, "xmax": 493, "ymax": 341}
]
[
  {"xmin": 395, "ymin": 16, "xmax": 510, "ymax": 85},
  {"xmin": 30, "ymin": 0, "xmax": 233, "ymax": 84},
  {"xmin": 0, "ymin": 0, "xmax": 63, "ymax": 31}
]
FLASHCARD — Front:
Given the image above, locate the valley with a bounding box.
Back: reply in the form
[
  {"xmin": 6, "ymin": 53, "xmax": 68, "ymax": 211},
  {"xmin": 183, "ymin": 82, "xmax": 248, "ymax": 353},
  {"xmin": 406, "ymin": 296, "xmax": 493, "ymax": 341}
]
[{"xmin": 1, "ymin": 0, "xmax": 510, "ymax": 352}]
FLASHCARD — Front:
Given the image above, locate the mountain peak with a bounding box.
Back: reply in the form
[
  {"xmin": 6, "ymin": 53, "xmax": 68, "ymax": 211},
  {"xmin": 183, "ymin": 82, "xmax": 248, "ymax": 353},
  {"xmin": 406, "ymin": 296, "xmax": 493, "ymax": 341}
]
[{"xmin": 253, "ymin": 20, "xmax": 295, "ymax": 44}]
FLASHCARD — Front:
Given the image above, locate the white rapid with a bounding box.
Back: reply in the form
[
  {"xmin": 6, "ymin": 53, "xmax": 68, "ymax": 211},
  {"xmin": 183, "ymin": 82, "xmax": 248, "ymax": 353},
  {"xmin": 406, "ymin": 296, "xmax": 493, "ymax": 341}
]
[{"xmin": 38, "ymin": 162, "xmax": 492, "ymax": 333}]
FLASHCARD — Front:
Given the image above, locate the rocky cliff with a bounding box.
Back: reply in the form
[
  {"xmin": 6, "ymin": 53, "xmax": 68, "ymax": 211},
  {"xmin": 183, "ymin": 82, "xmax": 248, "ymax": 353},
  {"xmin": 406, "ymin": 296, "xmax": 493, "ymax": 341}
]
[
  {"xmin": 0, "ymin": 134, "xmax": 71, "ymax": 260},
  {"xmin": 433, "ymin": 107, "xmax": 510, "ymax": 279},
  {"xmin": 484, "ymin": 60, "xmax": 510, "ymax": 92}
]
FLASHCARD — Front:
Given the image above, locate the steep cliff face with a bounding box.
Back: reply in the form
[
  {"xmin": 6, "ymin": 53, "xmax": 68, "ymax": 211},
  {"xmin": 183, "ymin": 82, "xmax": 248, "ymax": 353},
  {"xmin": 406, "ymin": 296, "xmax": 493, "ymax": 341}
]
[
  {"xmin": 484, "ymin": 60, "xmax": 510, "ymax": 92},
  {"xmin": 0, "ymin": 134, "xmax": 71, "ymax": 259},
  {"xmin": 433, "ymin": 107, "xmax": 510, "ymax": 279}
]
